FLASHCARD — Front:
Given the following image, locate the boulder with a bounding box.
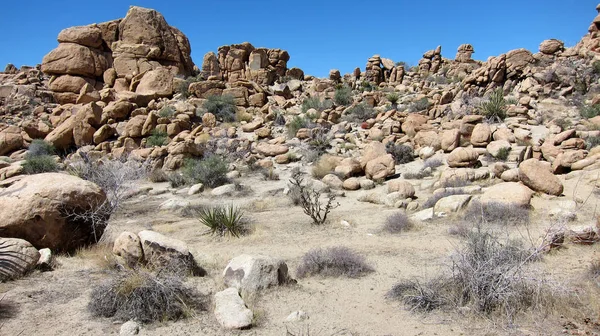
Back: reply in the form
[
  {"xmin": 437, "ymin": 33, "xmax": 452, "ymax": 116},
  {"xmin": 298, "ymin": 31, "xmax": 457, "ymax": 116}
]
[
  {"xmin": 539, "ymin": 39, "xmax": 564, "ymax": 55},
  {"xmin": 57, "ymin": 25, "xmax": 103, "ymax": 48},
  {"xmin": 447, "ymin": 147, "xmax": 479, "ymax": 168},
  {"xmin": 365, "ymin": 154, "xmax": 395, "ymax": 180},
  {"xmin": 434, "ymin": 195, "xmax": 472, "ymax": 215},
  {"xmin": 255, "ymin": 143, "xmax": 288, "ymax": 156},
  {"xmin": 342, "ymin": 177, "xmax": 361, "ymax": 190},
  {"xmin": 0, "ymin": 238, "xmax": 40, "ymax": 281},
  {"xmin": 0, "ymin": 126, "xmax": 23, "ymax": 156},
  {"xmin": 135, "ymin": 67, "xmax": 174, "ymax": 98},
  {"xmin": 486, "ymin": 140, "xmax": 511, "ymax": 158},
  {"xmin": 322, "ymin": 174, "xmax": 343, "ymax": 189},
  {"xmin": 387, "ymin": 179, "xmax": 415, "ymax": 198},
  {"xmin": 479, "ymin": 182, "xmax": 533, "ymax": 207},
  {"xmin": 334, "ymin": 158, "xmax": 362, "ymax": 178},
  {"xmin": 41, "ymin": 43, "xmax": 109, "ymax": 78},
  {"xmin": 223, "ymin": 254, "xmax": 293, "ymax": 300},
  {"xmin": 440, "ymin": 129, "xmax": 460, "ymax": 152},
  {"xmin": 0, "ymin": 173, "xmax": 107, "ymax": 251},
  {"xmin": 359, "ymin": 141, "xmax": 387, "ymax": 168},
  {"xmin": 112, "ymin": 231, "xmax": 143, "ymax": 267},
  {"xmin": 518, "ymin": 159, "xmax": 563, "ymax": 196},
  {"xmin": 214, "ymin": 288, "xmax": 253, "ymax": 330},
  {"xmin": 137, "ymin": 230, "xmax": 203, "ymax": 275}
]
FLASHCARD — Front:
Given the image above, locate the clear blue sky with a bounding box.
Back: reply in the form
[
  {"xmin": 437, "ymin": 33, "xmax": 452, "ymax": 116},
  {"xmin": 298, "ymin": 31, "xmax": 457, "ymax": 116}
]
[{"xmin": 1, "ymin": 1, "xmax": 598, "ymax": 77}]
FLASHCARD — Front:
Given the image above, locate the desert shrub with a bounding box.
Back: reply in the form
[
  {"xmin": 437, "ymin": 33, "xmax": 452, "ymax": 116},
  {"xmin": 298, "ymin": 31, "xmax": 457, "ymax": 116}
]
[
  {"xmin": 387, "ymin": 92, "xmax": 400, "ymax": 109},
  {"xmin": 296, "ymin": 246, "xmax": 374, "ymax": 278},
  {"xmin": 182, "ymin": 155, "xmax": 229, "ymax": 188},
  {"xmin": 287, "ymin": 115, "xmax": 310, "ymax": 138},
  {"xmin": 360, "ymin": 81, "xmax": 374, "ymax": 92},
  {"xmin": 586, "ymin": 135, "xmax": 600, "ymax": 149},
  {"xmin": 382, "ymin": 212, "xmax": 414, "ymax": 234},
  {"xmin": 167, "ymin": 172, "xmax": 187, "ymax": 188},
  {"xmin": 311, "ymin": 155, "xmax": 338, "ymax": 179},
  {"xmin": 409, "ymin": 98, "xmax": 430, "ymax": 112},
  {"xmin": 301, "ymin": 96, "xmax": 332, "ymax": 114},
  {"xmin": 257, "ymin": 166, "xmax": 279, "ymax": 181},
  {"xmin": 197, "ymin": 204, "xmax": 248, "ymax": 238},
  {"xmin": 88, "ymin": 269, "xmax": 205, "ymax": 323},
  {"xmin": 423, "ymin": 157, "xmax": 444, "ymax": 170},
  {"xmin": 463, "ymin": 201, "xmax": 530, "ymax": 226},
  {"xmin": 22, "ymin": 155, "xmax": 58, "ymax": 174},
  {"xmin": 441, "ymin": 176, "xmax": 471, "ymax": 188},
  {"xmin": 146, "ymin": 130, "xmax": 168, "ymax": 147},
  {"xmin": 553, "ymin": 118, "xmax": 572, "ymax": 130},
  {"xmin": 386, "ymin": 143, "xmax": 414, "ymax": 164},
  {"xmin": 148, "ymin": 169, "xmax": 169, "ymax": 183},
  {"xmin": 175, "ymin": 75, "xmax": 202, "ymax": 99},
  {"xmin": 343, "ymin": 103, "xmax": 376, "ymax": 122},
  {"xmin": 593, "ymin": 60, "xmax": 600, "ymax": 75},
  {"xmin": 334, "ymin": 85, "xmax": 353, "ymax": 106},
  {"xmin": 402, "ymin": 169, "xmax": 433, "ymax": 179},
  {"xmin": 423, "ymin": 189, "xmax": 466, "ymax": 209},
  {"xmin": 308, "ymin": 128, "xmax": 331, "ymax": 154},
  {"xmin": 386, "ymin": 278, "xmax": 448, "ymax": 312},
  {"xmin": 27, "ymin": 139, "xmax": 55, "ymax": 157},
  {"xmin": 590, "ymin": 260, "xmax": 600, "ymax": 279},
  {"xmin": 289, "ymin": 171, "xmax": 339, "ymax": 225},
  {"xmin": 203, "ymin": 95, "xmax": 237, "ymax": 122},
  {"xmin": 158, "ymin": 105, "xmax": 175, "ymax": 119},
  {"xmin": 580, "ymin": 104, "xmax": 600, "ymax": 119},
  {"xmin": 478, "ymin": 88, "xmax": 507, "ymax": 121},
  {"xmin": 495, "ymin": 147, "xmax": 510, "ymax": 161}
]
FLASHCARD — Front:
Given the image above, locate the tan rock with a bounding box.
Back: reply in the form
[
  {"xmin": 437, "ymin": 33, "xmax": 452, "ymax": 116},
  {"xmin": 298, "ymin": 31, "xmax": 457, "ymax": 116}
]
[
  {"xmin": 256, "ymin": 143, "xmax": 288, "ymax": 156},
  {"xmin": 387, "ymin": 179, "xmax": 415, "ymax": 198},
  {"xmin": 480, "ymin": 182, "xmax": 533, "ymax": 207},
  {"xmin": 41, "ymin": 43, "xmax": 109, "ymax": 78},
  {"xmin": 471, "ymin": 123, "xmax": 491, "ymax": 146},
  {"xmin": 335, "ymin": 158, "xmax": 363, "ymax": 178},
  {"xmin": 112, "ymin": 231, "xmax": 143, "ymax": 267},
  {"xmin": 0, "ymin": 126, "xmax": 24, "ymax": 156},
  {"xmin": 360, "ymin": 141, "xmax": 387, "ymax": 168},
  {"xmin": 135, "ymin": 68, "xmax": 174, "ymax": 98},
  {"xmin": 447, "ymin": 147, "xmax": 479, "ymax": 168},
  {"xmin": 0, "ymin": 238, "xmax": 40, "ymax": 281},
  {"xmin": 342, "ymin": 177, "xmax": 361, "ymax": 190},
  {"xmin": 519, "ymin": 158, "xmax": 563, "ymax": 196},
  {"xmin": 440, "ymin": 129, "xmax": 460, "ymax": 152},
  {"xmin": 365, "ymin": 154, "xmax": 395, "ymax": 180}
]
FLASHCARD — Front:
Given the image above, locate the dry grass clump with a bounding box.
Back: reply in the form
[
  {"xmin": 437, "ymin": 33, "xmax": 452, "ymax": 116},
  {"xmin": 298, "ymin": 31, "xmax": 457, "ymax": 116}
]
[
  {"xmin": 388, "ymin": 227, "xmax": 553, "ymax": 321},
  {"xmin": 423, "ymin": 189, "xmax": 467, "ymax": 209},
  {"xmin": 88, "ymin": 268, "xmax": 206, "ymax": 323},
  {"xmin": 382, "ymin": 212, "xmax": 415, "ymax": 234},
  {"xmin": 463, "ymin": 201, "xmax": 530, "ymax": 226},
  {"xmin": 590, "ymin": 259, "xmax": 600, "ymax": 279},
  {"xmin": 311, "ymin": 155, "xmax": 339, "ymax": 179},
  {"xmin": 296, "ymin": 246, "xmax": 374, "ymax": 278}
]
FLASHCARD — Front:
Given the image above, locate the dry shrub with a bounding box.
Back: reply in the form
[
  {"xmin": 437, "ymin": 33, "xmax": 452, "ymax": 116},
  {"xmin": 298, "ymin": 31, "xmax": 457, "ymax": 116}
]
[
  {"xmin": 591, "ymin": 260, "xmax": 600, "ymax": 279},
  {"xmin": 296, "ymin": 246, "xmax": 374, "ymax": 278},
  {"xmin": 311, "ymin": 155, "xmax": 339, "ymax": 179},
  {"xmin": 423, "ymin": 189, "xmax": 466, "ymax": 209},
  {"xmin": 75, "ymin": 243, "xmax": 119, "ymax": 270},
  {"xmin": 148, "ymin": 168, "xmax": 169, "ymax": 183},
  {"xmin": 463, "ymin": 201, "xmax": 530, "ymax": 226},
  {"xmin": 289, "ymin": 171, "xmax": 339, "ymax": 225},
  {"xmin": 382, "ymin": 212, "xmax": 414, "ymax": 234},
  {"xmin": 88, "ymin": 268, "xmax": 206, "ymax": 323},
  {"xmin": 386, "ymin": 277, "xmax": 449, "ymax": 312}
]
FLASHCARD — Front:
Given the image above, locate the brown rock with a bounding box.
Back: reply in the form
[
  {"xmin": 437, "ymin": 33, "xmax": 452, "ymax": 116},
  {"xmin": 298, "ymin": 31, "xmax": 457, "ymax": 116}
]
[
  {"xmin": 0, "ymin": 126, "xmax": 24, "ymax": 156},
  {"xmin": 470, "ymin": 123, "xmax": 491, "ymax": 146},
  {"xmin": 135, "ymin": 68, "xmax": 174, "ymax": 98},
  {"xmin": 113, "ymin": 231, "xmax": 143, "ymax": 267},
  {"xmin": 57, "ymin": 25, "xmax": 103, "ymax": 48},
  {"xmin": 447, "ymin": 147, "xmax": 479, "ymax": 168},
  {"xmin": 441, "ymin": 129, "xmax": 460, "ymax": 152},
  {"xmin": 518, "ymin": 158, "xmax": 563, "ymax": 196},
  {"xmin": 365, "ymin": 154, "xmax": 395, "ymax": 180},
  {"xmin": 41, "ymin": 43, "xmax": 109, "ymax": 78},
  {"xmin": 387, "ymin": 179, "xmax": 415, "ymax": 198},
  {"xmin": 256, "ymin": 143, "xmax": 288, "ymax": 156}
]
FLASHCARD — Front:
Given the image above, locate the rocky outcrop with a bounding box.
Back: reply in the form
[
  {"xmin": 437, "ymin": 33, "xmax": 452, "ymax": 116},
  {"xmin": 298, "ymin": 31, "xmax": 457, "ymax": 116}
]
[
  {"xmin": 41, "ymin": 6, "xmax": 195, "ymax": 104},
  {"xmin": 0, "ymin": 173, "xmax": 108, "ymax": 251},
  {"xmin": 418, "ymin": 46, "xmax": 442, "ymax": 74}
]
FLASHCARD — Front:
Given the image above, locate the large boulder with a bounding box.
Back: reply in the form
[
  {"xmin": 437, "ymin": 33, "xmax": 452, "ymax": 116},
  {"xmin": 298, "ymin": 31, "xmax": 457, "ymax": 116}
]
[
  {"xmin": 365, "ymin": 154, "xmax": 395, "ymax": 180},
  {"xmin": 41, "ymin": 43, "xmax": 110, "ymax": 78},
  {"xmin": 0, "ymin": 173, "xmax": 108, "ymax": 251},
  {"xmin": 223, "ymin": 254, "xmax": 293, "ymax": 300},
  {"xmin": 137, "ymin": 230, "xmax": 203, "ymax": 275},
  {"xmin": 518, "ymin": 159, "xmax": 563, "ymax": 196},
  {"xmin": 0, "ymin": 125, "xmax": 24, "ymax": 156},
  {"xmin": 447, "ymin": 147, "xmax": 479, "ymax": 168},
  {"xmin": 214, "ymin": 288, "xmax": 253, "ymax": 330},
  {"xmin": 0, "ymin": 238, "xmax": 40, "ymax": 281},
  {"xmin": 480, "ymin": 182, "xmax": 533, "ymax": 207},
  {"xmin": 387, "ymin": 179, "xmax": 415, "ymax": 198},
  {"xmin": 135, "ymin": 67, "xmax": 174, "ymax": 98}
]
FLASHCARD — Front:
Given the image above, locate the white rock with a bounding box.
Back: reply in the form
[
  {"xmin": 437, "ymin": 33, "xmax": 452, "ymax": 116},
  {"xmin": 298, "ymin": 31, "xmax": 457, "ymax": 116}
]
[
  {"xmin": 214, "ymin": 288, "xmax": 253, "ymax": 330},
  {"xmin": 285, "ymin": 310, "xmax": 309, "ymax": 322},
  {"xmin": 211, "ymin": 184, "xmax": 237, "ymax": 196},
  {"xmin": 223, "ymin": 254, "xmax": 293, "ymax": 299},
  {"xmin": 188, "ymin": 183, "xmax": 204, "ymax": 195},
  {"xmin": 119, "ymin": 320, "xmax": 140, "ymax": 335}
]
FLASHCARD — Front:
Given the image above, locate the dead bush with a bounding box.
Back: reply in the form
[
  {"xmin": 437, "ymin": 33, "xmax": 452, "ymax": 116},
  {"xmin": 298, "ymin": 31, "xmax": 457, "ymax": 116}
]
[
  {"xmin": 88, "ymin": 268, "xmax": 206, "ymax": 323},
  {"xmin": 311, "ymin": 155, "xmax": 338, "ymax": 179},
  {"xmin": 382, "ymin": 212, "xmax": 414, "ymax": 234},
  {"xmin": 463, "ymin": 201, "xmax": 530, "ymax": 226},
  {"xmin": 386, "ymin": 278, "xmax": 449, "ymax": 312},
  {"xmin": 289, "ymin": 171, "xmax": 339, "ymax": 225},
  {"xmin": 590, "ymin": 259, "xmax": 600, "ymax": 279},
  {"xmin": 296, "ymin": 246, "xmax": 374, "ymax": 278}
]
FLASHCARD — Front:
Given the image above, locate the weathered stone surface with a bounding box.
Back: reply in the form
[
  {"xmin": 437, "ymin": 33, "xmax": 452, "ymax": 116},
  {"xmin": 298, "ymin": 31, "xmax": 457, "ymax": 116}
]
[
  {"xmin": 0, "ymin": 238, "xmax": 40, "ymax": 281},
  {"xmin": 137, "ymin": 230, "xmax": 203, "ymax": 275},
  {"xmin": 214, "ymin": 288, "xmax": 253, "ymax": 330},
  {"xmin": 387, "ymin": 179, "xmax": 415, "ymax": 198},
  {"xmin": 135, "ymin": 68, "xmax": 173, "ymax": 98},
  {"xmin": 112, "ymin": 231, "xmax": 143, "ymax": 267},
  {"xmin": 0, "ymin": 126, "xmax": 23, "ymax": 156},
  {"xmin": 223, "ymin": 254, "xmax": 293, "ymax": 299},
  {"xmin": 365, "ymin": 154, "xmax": 395, "ymax": 180},
  {"xmin": 447, "ymin": 147, "xmax": 479, "ymax": 168},
  {"xmin": 539, "ymin": 39, "xmax": 564, "ymax": 55},
  {"xmin": 434, "ymin": 195, "xmax": 472, "ymax": 215},
  {"xmin": 256, "ymin": 143, "xmax": 288, "ymax": 156},
  {"xmin": 41, "ymin": 43, "xmax": 109, "ymax": 78},
  {"xmin": 480, "ymin": 182, "xmax": 533, "ymax": 207},
  {"xmin": 0, "ymin": 173, "xmax": 107, "ymax": 251},
  {"xmin": 519, "ymin": 159, "xmax": 563, "ymax": 196}
]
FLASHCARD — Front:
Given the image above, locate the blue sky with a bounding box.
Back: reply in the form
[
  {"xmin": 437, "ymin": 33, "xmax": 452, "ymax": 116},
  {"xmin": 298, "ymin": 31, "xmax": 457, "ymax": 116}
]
[{"xmin": 1, "ymin": 1, "xmax": 597, "ymax": 77}]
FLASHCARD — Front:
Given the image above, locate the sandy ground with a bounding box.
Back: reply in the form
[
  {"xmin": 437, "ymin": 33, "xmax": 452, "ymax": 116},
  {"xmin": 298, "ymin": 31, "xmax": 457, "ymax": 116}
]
[{"xmin": 1, "ymin": 164, "xmax": 600, "ymax": 336}]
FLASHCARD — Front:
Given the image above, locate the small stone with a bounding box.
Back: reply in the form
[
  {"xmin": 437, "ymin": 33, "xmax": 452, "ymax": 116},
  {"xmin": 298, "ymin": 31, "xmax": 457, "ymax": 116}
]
[
  {"xmin": 285, "ymin": 310, "xmax": 309, "ymax": 322},
  {"xmin": 188, "ymin": 183, "xmax": 204, "ymax": 195},
  {"xmin": 214, "ymin": 288, "xmax": 253, "ymax": 330},
  {"xmin": 119, "ymin": 320, "xmax": 140, "ymax": 336}
]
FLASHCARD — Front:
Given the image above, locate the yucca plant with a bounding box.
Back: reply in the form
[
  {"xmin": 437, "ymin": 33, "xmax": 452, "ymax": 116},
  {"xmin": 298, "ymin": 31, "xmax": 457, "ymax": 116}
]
[
  {"xmin": 197, "ymin": 205, "xmax": 247, "ymax": 238},
  {"xmin": 478, "ymin": 88, "xmax": 507, "ymax": 121}
]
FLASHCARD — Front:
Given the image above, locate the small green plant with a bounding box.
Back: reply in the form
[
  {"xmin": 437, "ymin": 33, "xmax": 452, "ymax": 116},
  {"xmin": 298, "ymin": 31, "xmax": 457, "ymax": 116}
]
[
  {"xmin": 478, "ymin": 88, "xmax": 507, "ymax": 121},
  {"xmin": 360, "ymin": 81, "xmax": 374, "ymax": 92},
  {"xmin": 197, "ymin": 204, "xmax": 248, "ymax": 238},
  {"xmin": 158, "ymin": 105, "xmax": 175, "ymax": 118},
  {"xmin": 580, "ymin": 104, "xmax": 600, "ymax": 119},
  {"xmin": 554, "ymin": 118, "xmax": 572, "ymax": 130},
  {"xmin": 495, "ymin": 147, "xmax": 511, "ymax": 161},
  {"xmin": 202, "ymin": 95, "xmax": 237, "ymax": 122},
  {"xmin": 409, "ymin": 98, "xmax": 430, "ymax": 112},
  {"xmin": 301, "ymin": 96, "xmax": 332, "ymax": 114},
  {"xmin": 182, "ymin": 155, "xmax": 229, "ymax": 188},
  {"xmin": 386, "ymin": 143, "xmax": 414, "ymax": 164},
  {"xmin": 22, "ymin": 140, "xmax": 58, "ymax": 174},
  {"xmin": 175, "ymin": 75, "xmax": 203, "ymax": 99},
  {"xmin": 28, "ymin": 139, "xmax": 55, "ymax": 156},
  {"xmin": 586, "ymin": 135, "xmax": 600, "ymax": 150},
  {"xmin": 146, "ymin": 130, "xmax": 168, "ymax": 147},
  {"xmin": 593, "ymin": 60, "xmax": 600, "ymax": 75},
  {"xmin": 334, "ymin": 85, "xmax": 353, "ymax": 106},
  {"xmin": 387, "ymin": 92, "xmax": 400, "ymax": 109},
  {"xmin": 343, "ymin": 103, "xmax": 376, "ymax": 122},
  {"xmin": 308, "ymin": 128, "xmax": 331, "ymax": 154},
  {"xmin": 287, "ymin": 116, "xmax": 310, "ymax": 138}
]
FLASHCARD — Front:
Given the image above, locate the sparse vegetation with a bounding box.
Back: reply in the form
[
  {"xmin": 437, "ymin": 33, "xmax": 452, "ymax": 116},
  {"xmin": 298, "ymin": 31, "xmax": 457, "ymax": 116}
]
[
  {"xmin": 289, "ymin": 171, "xmax": 339, "ymax": 225},
  {"xmin": 301, "ymin": 96, "xmax": 332, "ymax": 114},
  {"xmin": 311, "ymin": 155, "xmax": 338, "ymax": 179},
  {"xmin": 175, "ymin": 75, "xmax": 203, "ymax": 99},
  {"xmin": 580, "ymin": 104, "xmax": 600, "ymax": 119},
  {"xmin": 88, "ymin": 268, "xmax": 206, "ymax": 323},
  {"xmin": 462, "ymin": 201, "xmax": 530, "ymax": 226},
  {"xmin": 146, "ymin": 129, "xmax": 168, "ymax": 147},
  {"xmin": 308, "ymin": 127, "xmax": 331, "ymax": 154},
  {"xmin": 158, "ymin": 105, "xmax": 175, "ymax": 118},
  {"xmin": 495, "ymin": 147, "xmax": 510, "ymax": 161},
  {"xmin": 423, "ymin": 157, "xmax": 444, "ymax": 170},
  {"xmin": 296, "ymin": 246, "xmax": 374, "ymax": 278},
  {"xmin": 22, "ymin": 140, "xmax": 59, "ymax": 174},
  {"xmin": 287, "ymin": 115, "xmax": 311, "ymax": 138},
  {"xmin": 478, "ymin": 88, "xmax": 507, "ymax": 121},
  {"xmin": 343, "ymin": 103, "xmax": 376, "ymax": 122},
  {"xmin": 181, "ymin": 155, "xmax": 229, "ymax": 188},
  {"xmin": 386, "ymin": 143, "xmax": 414, "ymax": 164},
  {"xmin": 334, "ymin": 85, "xmax": 353, "ymax": 106},
  {"xmin": 590, "ymin": 259, "xmax": 600, "ymax": 279},
  {"xmin": 409, "ymin": 98, "xmax": 430, "ymax": 112},
  {"xmin": 403, "ymin": 169, "xmax": 433, "ymax": 179},
  {"xmin": 423, "ymin": 189, "xmax": 467, "ymax": 209},
  {"xmin": 387, "ymin": 92, "xmax": 400, "ymax": 109},
  {"xmin": 382, "ymin": 212, "xmax": 414, "ymax": 234},
  {"xmin": 386, "ymin": 278, "xmax": 448, "ymax": 312},
  {"xmin": 586, "ymin": 135, "xmax": 600, "ymax": 149},
  {"xmin": 197, "ymin": 204, "xmax": 248, "ymax": 238},
  {"xmin": 202, "ymin": 95, "xmax": 237, "ymax": 122}
]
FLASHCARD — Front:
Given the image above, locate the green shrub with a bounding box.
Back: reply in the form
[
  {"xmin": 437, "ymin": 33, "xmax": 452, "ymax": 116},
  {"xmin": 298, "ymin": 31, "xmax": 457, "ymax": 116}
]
[
  {"xmin": 334, "ymin": 86, "xmax": 353, "ymax": 106},
  {"xmin": 158, "ymin": 106, "xmax": 175, "ymax": 118},
  {"xmin": 167, "ymin": 172, "xmax": 187, "ymax": 188},
  {"xmin": 182, "ymin": 156, "xmax": 229, "ymax": 188},
  {"xmin": 593, "ymin": 60, "xmax": 600, "ymax": 75},
  {"xmin": 360, "ymin": 81, "xmax": 374, "ymax": 92},
  {"xmin": 27, "ymin": 139, "xmax": 55, "ymax": 157},
  {"xmin": 343, "ymin": 103, "xmax": 376, "ymax": 122},
  {"xmin": 22, "ymin": 155, "xmax": 58, "ymax": 174},
  {"xmin": 409, "ymin": 98, "xmax": 430, "ymax": 112},
  {"xmin": 175, "ymin": 75, "xmax": 203, "ymax": 99},
  {"xmin": 287, "ymin": 116, "xmax": 310, "ymax": 138},
  {"xmin": 197, "ymin": 204, "xmax": 248, "ymax": 238},
  {"xmin": 586, "ymin": 135, "xmax": 600, "ymax": 149},
  {"xmin": 301, "ymin": 96, "xmax": 332, "ymax": 114},
  {"xmin": 495, "ymin": 147, "xmax": 510, "ymax": 161},
  {"xmin": 386, "ymin": 92, "xmax": 400, "ymax": 107},
  {"xmin": 580, "ymin": 104, "xmax": 600, "ymax": 119},
  {"xmin": 202, "ymin": 95, "xmax": 237, "ymax": 122},
  {"xmin": 146, "ymin": 130, "xmax": 168, "ymax": 147},
  {"xmin": 478, "ymin": 88, "xmax": 507, "ymax": 121},
  {"xmin": 386, "ymin": 143, "xmax": 414, "ymax": 164}
]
